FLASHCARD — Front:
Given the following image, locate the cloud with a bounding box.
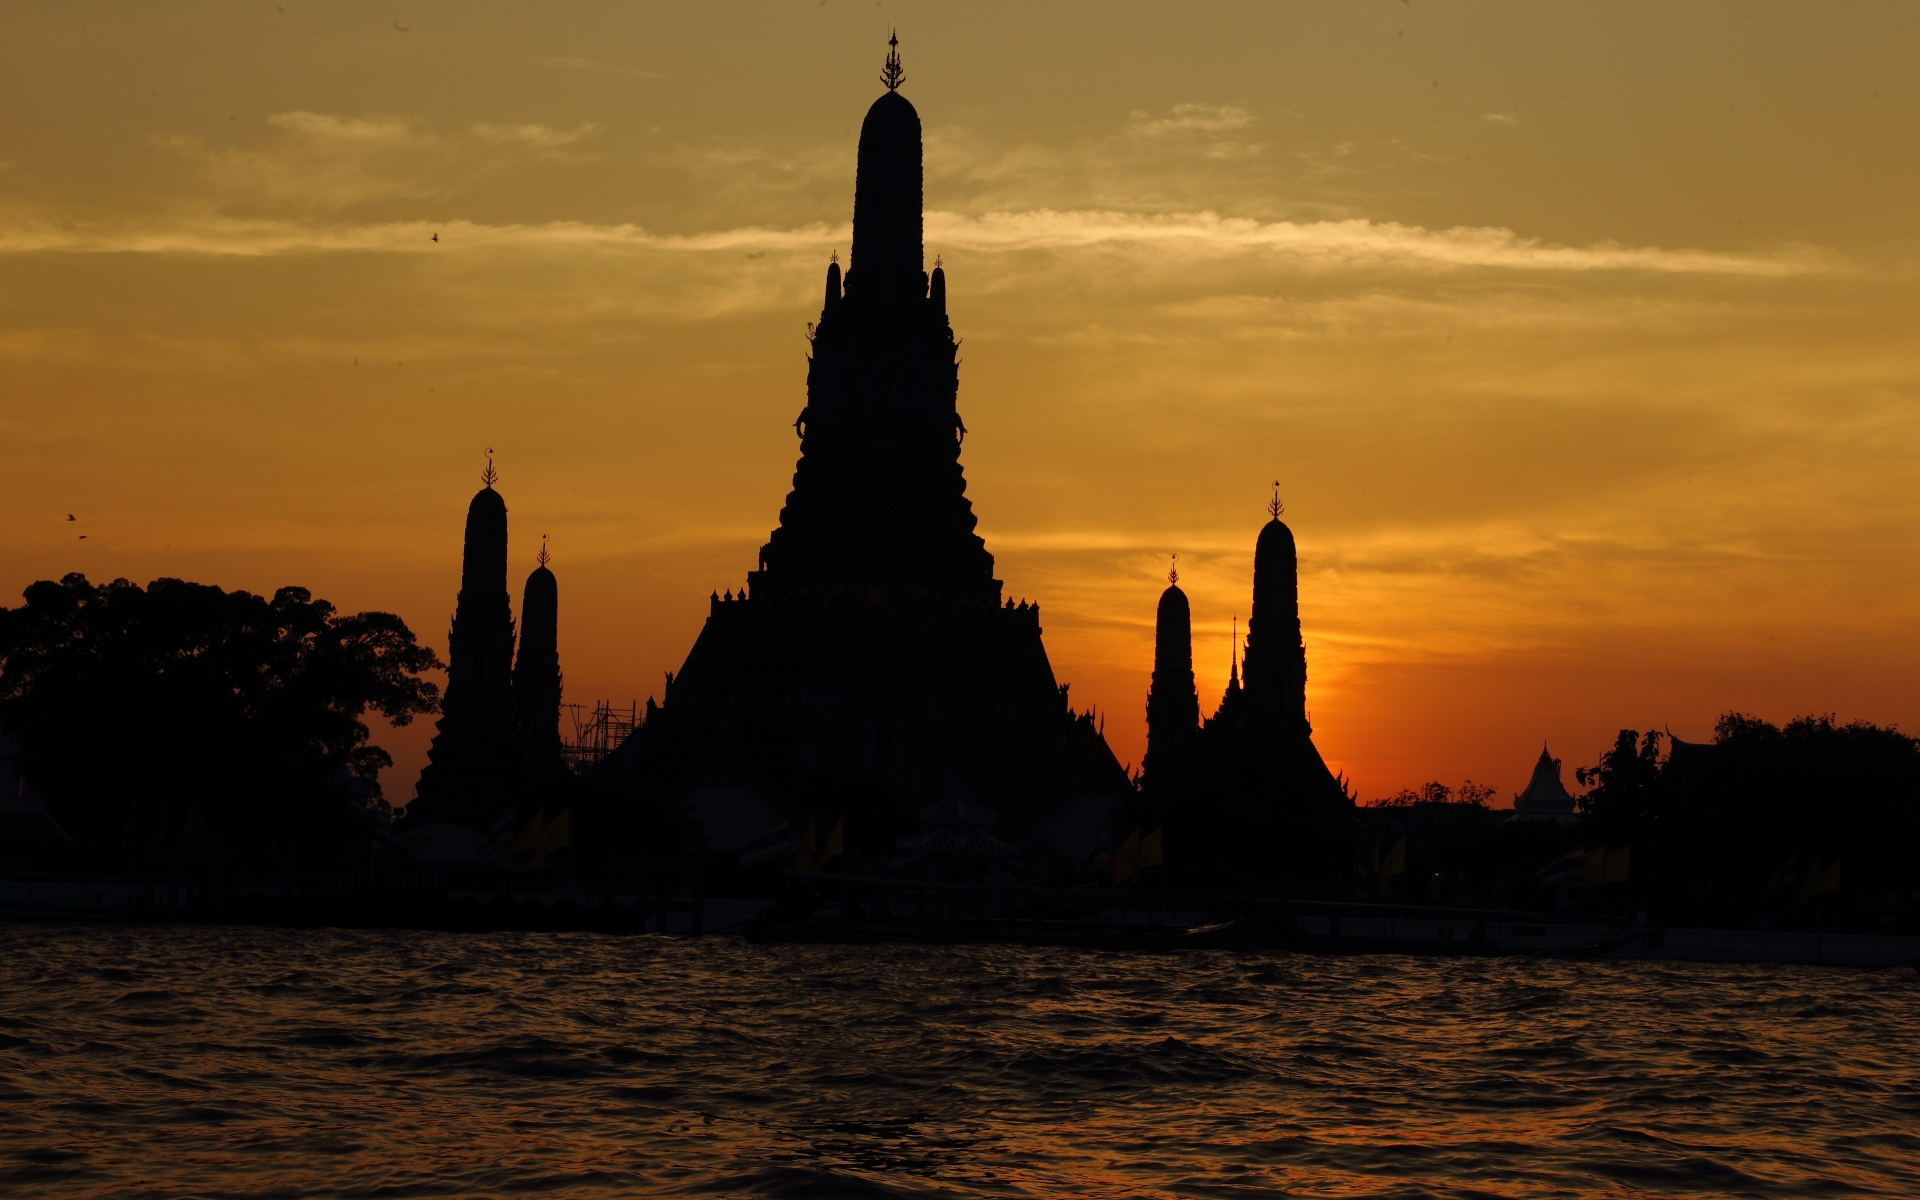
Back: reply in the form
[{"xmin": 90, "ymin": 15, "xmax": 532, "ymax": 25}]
[
  {"xmin": 158, "ymin": 111, "xmax": 602, "ymax": 211},
  {"xmin": 1128, "ymin": 103, "xmax": 1254, "ymax": 137},
  {"xmin": 1482, "ymin": 112, "xmax": 1522, "ymax": 126},
  {"xmin": 541, "ymin": 56, "xmax": 665, "ymax": 80},
  {"xmin": 1123, "ymin": 103, "xmax": 1261, "ymax": 160},
  {"xmin": 925, "ymin": 210, "xmax": 1820, "ymax": 277},
  {"xmin": 0, "ymin": 214, "xmax": 835, "ymax": 258},
  {"xmin": 0, "ymin": 207, "xmax": 1819, "ymax": 279}
]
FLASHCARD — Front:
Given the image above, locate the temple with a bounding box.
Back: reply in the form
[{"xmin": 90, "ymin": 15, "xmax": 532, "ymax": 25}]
[
  {"xmin": 515, "ymin": 539, "xmax": 564, "ymax": 783},
  {"xmin": 1144, "ymin": 492, "xmax": 1356, "ymax": 884},
  {"xmin": 1511, "ymin": 745, "xmax": 1578, "ymax": 822},
  {"xmin": 606, "ymin": 38, "xmax": 1130, "ymax": 854},
  {"xmin": 1141, "ymin": 560, "xmax": 1199, "ymax": 796},
  {"xmin": 410, "ymin": 463, "xmax": 567, "ymax": 829}
]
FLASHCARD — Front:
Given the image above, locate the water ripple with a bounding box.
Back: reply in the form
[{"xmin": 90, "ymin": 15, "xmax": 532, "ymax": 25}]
[{"xmin": 0, "ymin": 925, "xmax": 1915, "ymax": 1197}]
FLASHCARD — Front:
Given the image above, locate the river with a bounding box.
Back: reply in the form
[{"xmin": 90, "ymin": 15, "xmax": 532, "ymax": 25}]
[{"xmin": 2, "ymin": 924, "xmax": 1915, "ymax": 1197}]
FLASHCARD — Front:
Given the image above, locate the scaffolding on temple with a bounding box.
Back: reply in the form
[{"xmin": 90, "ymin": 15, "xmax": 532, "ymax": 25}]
[{"xmin": 561, "ymin": 701, "xmax": 640, "ymax": 774}]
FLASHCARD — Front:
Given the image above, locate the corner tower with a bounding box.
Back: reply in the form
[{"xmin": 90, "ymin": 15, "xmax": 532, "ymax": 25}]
[
  {"xmin": 1142, "ymin": 559, "xmax": 1199, "ymax": 791},
  {"xmin": 1241, "ymin": 488, "xmax": 1309, "ymax": 731},
  {"xmin": 515, "ymin": 539, "xmax": 563, "ymax": 781},
  {"xmin": 413, "ymin": 459, "xmax": 521, "ymax": 826},
  {"xmin": 1191, "ymin": 488, "xmax": 1354, "ymax": 884}
]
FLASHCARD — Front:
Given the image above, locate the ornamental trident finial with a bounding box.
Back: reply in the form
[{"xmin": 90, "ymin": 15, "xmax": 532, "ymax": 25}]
[
  {"xmin": 538, "ymin": 534, "xmax": 550, "ymax": 569},
  {"xmin": 1168, "ymin": 554, "xmax": 1178, "ymax": 587},
  {"xmin": 482, "ymin": 447, "xmax": 498, "ymax": 489},
  {"xmin": 1269, "ymin": 480, "xmax": 1283, "ymax": 519},
  {"xmin": 881, "ymin": 30, "xmax": 904, "ymax": 91}
]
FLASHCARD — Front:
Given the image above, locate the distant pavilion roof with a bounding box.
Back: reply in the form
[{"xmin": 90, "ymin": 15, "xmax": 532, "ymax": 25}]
[{"xmin": 1513, "ymin": 745, "xmax": 1577, "ymax": 821}]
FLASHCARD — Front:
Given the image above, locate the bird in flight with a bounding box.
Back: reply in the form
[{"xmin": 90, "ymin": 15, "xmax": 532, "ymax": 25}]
[
  {"xmin": 67, "ymin": 513, "xmax": 75, "ymax": 521},
  {"xmin": 431, "ymin": 232, "xmax": 439, "ymax": 243},
  {"xmin": 78, "ymin": 535, "xmax": 87, "ymax": 540}
]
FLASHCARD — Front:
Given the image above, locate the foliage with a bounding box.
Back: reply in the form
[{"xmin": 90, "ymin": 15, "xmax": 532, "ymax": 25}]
[
  {"xmin": 0, "ymin": 574, "xmax": 441, "ymax": 861},
  {"xmin": 1574, "ymin": 715, "xmax": 1920, "ymax": 930},
  {"xmin": 1371, "ymin": 780, "xmax": 1497, "ymax": 809},
  {"xmin": 1574, "ymin": 728, "xmax": 1664, "ymax": 846}
]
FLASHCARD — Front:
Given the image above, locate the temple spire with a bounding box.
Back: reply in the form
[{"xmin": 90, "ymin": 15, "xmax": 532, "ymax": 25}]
[
  {"xmin": 1144, "ymin": 559, "xmax": 1199, "ymax": 790},
  {"xmin": 848, "ymin": 33, "xmax": 924, "ymax": 302},
  {"xmin": 881, "ymin": 29, "xmax": 904, "ymax": 91}
]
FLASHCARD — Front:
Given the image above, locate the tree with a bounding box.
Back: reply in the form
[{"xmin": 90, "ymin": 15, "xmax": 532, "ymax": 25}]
[
  {"xmin": 0, "ymin": 574, "xmax": 441, "ymax": 862},
  {"xmin": 1575, "ymin": 728, "xmax": 1664, "ymax": 847}
]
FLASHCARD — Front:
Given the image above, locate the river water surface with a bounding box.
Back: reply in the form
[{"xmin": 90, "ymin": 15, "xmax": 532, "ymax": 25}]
[{"xmin": 2, "ymin": 924, "xmax": 1916, "ymax": 1198}]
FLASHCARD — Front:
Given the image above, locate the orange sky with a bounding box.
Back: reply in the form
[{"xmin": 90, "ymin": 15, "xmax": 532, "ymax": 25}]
[{"xmin": 3, "ymin": 2, "xmax": 1918, "ymax": 804}]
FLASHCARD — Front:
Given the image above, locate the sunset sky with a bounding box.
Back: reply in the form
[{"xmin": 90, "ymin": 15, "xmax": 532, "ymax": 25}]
[{"xmin": 4, "ymin": 2, "xmax": 1917, "ymax": 804}]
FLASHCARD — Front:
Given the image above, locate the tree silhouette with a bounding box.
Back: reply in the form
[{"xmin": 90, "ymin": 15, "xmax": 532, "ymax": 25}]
[{"xmin": 0, "ymin": 573, "xmax": 441, "ymax": 862}]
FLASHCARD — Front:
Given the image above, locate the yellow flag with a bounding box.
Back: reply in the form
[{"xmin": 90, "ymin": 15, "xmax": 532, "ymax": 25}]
[
  {"xmin": 1112, "ymin": 829, "xmax": 1143, "ymax": 885},
  {"xmin": 819, "ymin": 818, "xmax": 844, "ymax": 869},
  {"xmin": 1584, "ymin": 846, "xmax": 1607, "ymax": 889},
  {"xmin": 510, "ymin": 809, "xmax": 545, "ymax": 858},
  {"xmin": 1384, "ymin": 838, "xmax": 1405, "ymax": 875},
  {"xmin": 1139, "ymin": 828, "xmax": 1164, "ymax": 869},
  {"xmin": 533, "ymin": 808, "xmax": 569, "ymax": 866},
  {"xmin": 1604, "ymin": 846, "xmax": 1631, "ymax": 884},
  {"xmin": 1794, "ymin": 858, "xmax": 1841, "ymax": 908},
  {"xmin": 1378, "ymin": 838, "xmax": 1405, "ymax": 898},
  {"xmin": 1814, "ymin": 858, "xmax": 1840, "ymax": 898}
]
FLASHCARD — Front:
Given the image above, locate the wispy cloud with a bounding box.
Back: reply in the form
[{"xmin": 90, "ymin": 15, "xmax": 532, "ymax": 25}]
[
  {"xmin": 1482, "ymin": 112, "xmax": 1522, "ymax": 126},
  {"xmin": 0, "ymin": 208, "xmax": 1823, "ymax": 280},
  {"xmin": 1127, "ymin": 103, "xmax": 1254, "ymax": 137},
  {"xmin": 158, "ymin": 111, "xmax": 602, "ymax": 211},
  {"xmin": 1123, "ymin": 103, "xmax": 1261, "ymax": 160},
  {"xmin": 540, "ymin": 56, "xmax": 665, "ymax": 80},
  {"xmin": 927, "ymin": 210, "xmax": 1820, "ymax": 276}
]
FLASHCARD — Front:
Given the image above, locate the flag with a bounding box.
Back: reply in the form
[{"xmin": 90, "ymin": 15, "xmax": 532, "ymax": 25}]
[
  {"xmin": 1583, "ymin": 846, "xmax": 1607, "ymax": 890},
  {"xmin": 737, "ymin": 820, "xmax": 792, "ymax": 866},
  {"xmin": 1112, "ymin": 828, "xmax": 1143, "ymax": 885},
  {"xmin": 1793, "ymin": 857, "xmax": 1841, "ymax": 909},
  {"xmin": 1604, "ymin": 846, "xmax": 1631, "ymax": 884},
  {"xmin": 1139, "ymin": 828, "xmax": 1164, "ymax": 870},
  {"xmin": 795, "ymin": 817, "xmax": 817, "ymax": 872},
  {"xmin": 1538, "ymin": 846, "xmax": 1585, "ymax": 888},
  {"xmin": 1377, "ymin": 837, "xmax": 1406, "ymax": 897},
  {"xmin": 1812, "ymin": 858, "xmax": 1841, "ymax": 898},
  {"xmin": 1761, "ymin": 856, "xmax": 1800, "ymax": 905},
  {"xmin": 509, "ymin": 809, "xmax": 545, "ymax": 859},
  {"xmin": 533, "ymin": 808, "xmax": 570, "ymax": 866},
  {"xmin": 818, "ymin": 818, "xmax": 845, "ymax": 870}
]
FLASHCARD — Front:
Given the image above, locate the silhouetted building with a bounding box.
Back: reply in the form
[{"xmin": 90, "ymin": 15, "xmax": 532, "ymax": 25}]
[
  {"xmin": 1141, "ymin": 562, "xmax": 1199, "ymax": 795},
  {"xmin": 1161, "ymin": 495, "xmax": 1353, "ymax": 883},
  {"xmin": 412, "ymin": 464, "xmax": 522, "ymax": 827},
  {"xmin": 515, "ymin": 543, "xmax": 564, "ymax": 781},
  {"xmin": 608, "ymin": 38, "xmax": 1129, "ymax": 853},
  {"xmin": 1512, "ymin": 744, "xmax": 1578, "ymax": 823}
]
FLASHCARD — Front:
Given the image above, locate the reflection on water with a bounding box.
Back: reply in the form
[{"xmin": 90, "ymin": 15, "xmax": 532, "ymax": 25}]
[{"xmin": 2, "ymin": 924, "xmax": 1916, "ymax": 1198}]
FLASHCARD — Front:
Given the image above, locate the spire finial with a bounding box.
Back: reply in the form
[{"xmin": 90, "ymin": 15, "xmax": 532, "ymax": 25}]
[
  {"xmin": 1229, "ymin": 615, "xmax": 1240, "ymax": 686},
  {"xmin": 1268, "ymin": 480, "xmax": 1283, "ymax": 520},
  {"xmin": 935, "ymin": 254, "xmax": 943, "ymax": 268},
  {"xmin": 538, "ymin": 534, "xmax": 550, "ymax": 569},
  {"xmin": 1168, "ymin": 554, "xmax": 1178, "ymax": 587},
  {"xmin": 831, "ymin": 249, "xmax": 838, "ymax": 263},
  {"xmin": 482, "ymin": 447, "xmax": 498, "ymax": 489},
  {"xmin": 880, "ymin": 29, "xmax": 904, "ymax": 91}
]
